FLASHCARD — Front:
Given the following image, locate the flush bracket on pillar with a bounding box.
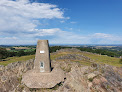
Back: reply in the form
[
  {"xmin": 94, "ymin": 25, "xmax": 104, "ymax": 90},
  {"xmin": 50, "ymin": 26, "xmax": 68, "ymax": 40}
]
[{"xmin": 40, "ymin": 61, "xmax": 44, "ymax": 72}]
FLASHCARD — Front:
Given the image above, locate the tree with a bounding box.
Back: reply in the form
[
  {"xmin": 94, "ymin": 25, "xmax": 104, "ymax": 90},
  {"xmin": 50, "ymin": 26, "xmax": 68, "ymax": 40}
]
[
  {"xmin": 17, "ymin": 50, "xmax": 25, "ymax": 57},
  {"xmin": 0, "ymin": 48, "xmax": 8, "ymax": 59}
]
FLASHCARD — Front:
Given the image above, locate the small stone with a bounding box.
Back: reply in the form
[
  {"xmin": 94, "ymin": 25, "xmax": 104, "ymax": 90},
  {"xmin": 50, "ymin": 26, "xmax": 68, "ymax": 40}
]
[
  {"xmin": 88, "ymin": 82, "xmax": 92, "ymax": 88},
  {"xmin": 1, "ymin": 76, "xmax": 7, "ymax": 82},
  {"xmin": 87, "ymin": 73, "xmax": 96, "ymax": 79},
  {"xmin": 0, "ymin": 65, "xmax": 4, "ymax": 71}
]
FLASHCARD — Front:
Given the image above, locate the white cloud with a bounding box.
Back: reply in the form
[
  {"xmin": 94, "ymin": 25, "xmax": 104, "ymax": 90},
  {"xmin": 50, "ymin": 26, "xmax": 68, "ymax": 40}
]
[
  {"xmin": 30, "ymin": 28, "xmax": 62, "ymax": 37},
  {"xmin": 70, "ymin": 21, "xmax": 77, "ymax": 24},
  {"xmin": 0, "ymin": 0, "xmax": 121, "ymax": 45},
  {"xmin": 0, "ymin": 0, "xmax": 66, "ymax": 45},
  {"xmin": 69, "ymin": 28, "xmax": 73, "ymax": 30},
  {"xmin": 0, "ymin": 37, "xmax": 17, "ymax": 40},
  {"xmin": 89, "ymin": 33, "xmax": 122, "ymax": 44},
  {"xmin": 0, "ymin": 0, "xmax": 64, "ymax": 33},
  {"xmin": 92, "ymin": 33, "xmax": 112, "ymax": 38},
  {"xmin": 60, "ymin": 20, "xmax": 65, "ymax": 23},
  {"xmin": 65, "ymin": 17, "xmax": 70, "ymax": 19},
  {"xmin": 0, "ymin": 27, "xmax": 122, "ymax": 44},
  {"xmin": 50, "ymin": 32, "xmax": 122, "ymax": 44},
  {"xmin": 0, "ymin": 0, "xmax": 63, "ymax": 19}
]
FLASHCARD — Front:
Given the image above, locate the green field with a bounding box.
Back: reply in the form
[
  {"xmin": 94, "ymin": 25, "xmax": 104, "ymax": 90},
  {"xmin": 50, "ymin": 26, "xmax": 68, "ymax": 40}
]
[
  {"xmin": 23, "ymin": 49, "xmax": 35, "ymax": 52},
  {"xmin": 0, "ymin": 51, "xmax": 121, "ymax": 67}
]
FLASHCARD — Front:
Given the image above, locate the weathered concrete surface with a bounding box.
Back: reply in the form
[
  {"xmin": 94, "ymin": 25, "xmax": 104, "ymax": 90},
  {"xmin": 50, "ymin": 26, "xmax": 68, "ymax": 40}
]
[
  {"xmin": 34, "ymin": 40, "xmax": 51, "ymax": 73},
  {"xmin": 22, "ymin": 67, "xmax": 65, "ymax": 88},
  {"xmin": 22, "ymin": 40, "xmax": 65, "ymax": 88}
]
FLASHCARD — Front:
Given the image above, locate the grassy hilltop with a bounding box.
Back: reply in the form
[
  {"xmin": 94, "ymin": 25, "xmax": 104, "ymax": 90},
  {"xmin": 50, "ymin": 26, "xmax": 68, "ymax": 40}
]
[
  {"xmin": 0, "ymin": 47, "xmax": 122, "ymax": 92},
  {"xmin": 0, "ymin": 46, "xmax": 121, "ymax": 67}
]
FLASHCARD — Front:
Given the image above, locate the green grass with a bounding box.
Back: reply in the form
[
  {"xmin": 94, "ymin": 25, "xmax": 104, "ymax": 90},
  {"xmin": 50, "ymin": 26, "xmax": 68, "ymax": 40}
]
[
  {"xmin": 73, "ymin": 60, "xmax": 92, "ymax": 66},
  {"xmin": 50, "ymin": 52, "xmax": 68, "ymax": 60},
  {"xmin": 0, "ymin": 50, "xmax": 121, "ymax": 67},
  {"xmin": 0, "ymin": 55, "xmax": 35, "ymax": 66},
  {"xmin": 23, "ymin": 49, "xmax": 35, "ymax": 52},
  {"xmin": 50, "ymin": 52, "xmax": 92, "ymax": 66},
  {"xmin": 80, "ymin": 52, "xmax": 121, "ymax": 67},
  {"xmin": 50, "ymin": 51, "xmax": 122, "ymax": 67}
]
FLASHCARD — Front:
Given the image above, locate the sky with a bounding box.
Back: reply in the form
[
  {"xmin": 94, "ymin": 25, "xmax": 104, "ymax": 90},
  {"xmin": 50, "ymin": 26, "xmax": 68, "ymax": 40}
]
[{"xmin": 0, "ymin": 0, "xmax": 122, "ymax": 45}]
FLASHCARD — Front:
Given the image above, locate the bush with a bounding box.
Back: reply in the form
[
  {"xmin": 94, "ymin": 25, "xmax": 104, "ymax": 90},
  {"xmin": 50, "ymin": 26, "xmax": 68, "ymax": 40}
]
[
  {"xmin": 88, "ymin": 78, "xmax": 93, "ymax": 82},
  {"xmin": 0, "ymin": 48, "xmax": 8, "ymax": 59},
  {"xmin": 119, "ymin": 59, "xmax": 122, "ymax": 64}
]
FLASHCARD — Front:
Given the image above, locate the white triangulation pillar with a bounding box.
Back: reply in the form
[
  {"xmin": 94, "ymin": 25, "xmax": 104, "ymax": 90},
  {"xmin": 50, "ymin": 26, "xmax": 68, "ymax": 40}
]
[{"xmin": 34, "ymin": 40, "xmax": 51, "ymax": 73}]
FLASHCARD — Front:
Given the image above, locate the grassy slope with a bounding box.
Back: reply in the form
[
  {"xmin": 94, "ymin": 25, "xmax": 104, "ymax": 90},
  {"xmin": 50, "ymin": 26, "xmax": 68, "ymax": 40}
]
[
  {"xmin": 51, "ymin": 51, "xmax": 121, "ymax": 67},
  {"xmin": 0, "ymin": 55, "xmax": 35, "ymax": 66},
  {"xmin": 0, "ymin": 51, "xmax": 121, "ymax": 67},
  {"xmin": 80, "ymin": 52, "xmax": 121, "ymax": 67}
]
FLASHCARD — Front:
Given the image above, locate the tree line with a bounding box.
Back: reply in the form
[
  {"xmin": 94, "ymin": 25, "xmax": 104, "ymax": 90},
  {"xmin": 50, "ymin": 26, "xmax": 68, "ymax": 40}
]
[
  {"xmin": 0, "ymin": 47, "xmax": 36, "ymax": 60},
  {"xmin": 78, "ymin": 47, "xmax": 122, "ymax": 57},
  {"xmin": 0, "ymin": 46, "xmax": 122, "ymax": 60},
  {"xmin": 49, "ymin": 46, "xmax": 122, "ymax": 57}
]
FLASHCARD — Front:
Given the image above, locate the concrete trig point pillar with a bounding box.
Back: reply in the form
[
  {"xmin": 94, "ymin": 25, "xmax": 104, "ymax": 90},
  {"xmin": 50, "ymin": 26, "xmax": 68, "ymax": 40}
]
[
  {"xmin": 34, "ymin": 40, "xmax": 51, "ymax": 73},
  {"xmin": 22, "ymin": 40, "xmax": 65, "ymax": 88}
]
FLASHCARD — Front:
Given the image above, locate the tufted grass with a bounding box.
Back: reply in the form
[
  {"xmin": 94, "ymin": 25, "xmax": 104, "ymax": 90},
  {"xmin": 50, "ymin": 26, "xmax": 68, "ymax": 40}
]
[
  {"xmin": 80, "ymin": 52, "xmax": 121, "ymax": 67},
  {"xmin": 50, "ymin": 51, "xmax": 122, "ymax": 67},
  {"xmin": 0, "ymin": 55, "xmax": 35, "ymax": 66},
  {"xmin": 0, "ymin": 50, "xmax": 121, "ymax": 67}
]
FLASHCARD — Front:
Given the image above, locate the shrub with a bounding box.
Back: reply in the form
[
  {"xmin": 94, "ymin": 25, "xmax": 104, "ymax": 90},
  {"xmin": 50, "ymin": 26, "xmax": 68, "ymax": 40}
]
[
  {"xmin": 88, "ymin": 78, "xmax": 93, "ymax": 82},
  {"xmin": 119, "ymin": 58, "xmax": 122, "ymax": 64}
]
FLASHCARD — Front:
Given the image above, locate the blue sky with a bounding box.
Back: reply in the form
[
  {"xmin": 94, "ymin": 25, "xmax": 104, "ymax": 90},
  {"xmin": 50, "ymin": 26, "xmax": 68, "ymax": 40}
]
[{"xmin": 0, "ymin": 0, "xmax": 122, "ymax": 45}]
